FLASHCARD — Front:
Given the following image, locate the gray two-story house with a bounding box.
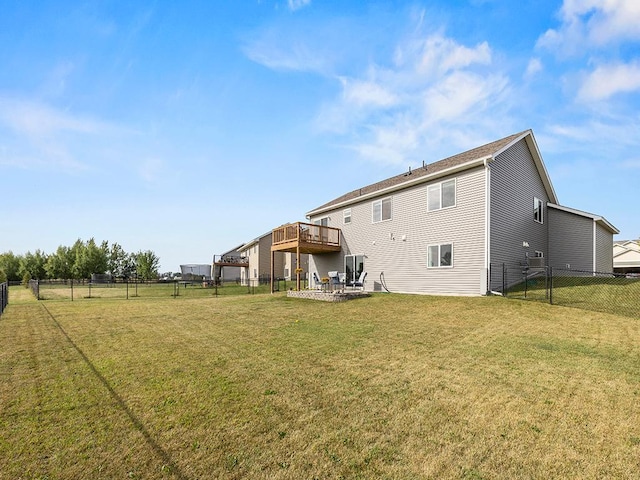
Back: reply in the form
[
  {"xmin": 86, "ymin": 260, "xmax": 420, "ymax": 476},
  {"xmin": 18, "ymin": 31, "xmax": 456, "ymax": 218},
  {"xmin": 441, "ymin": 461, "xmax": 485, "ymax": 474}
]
[{"xmin": 298, "ymin": 129, "xmax": 617, "ymax": 295}]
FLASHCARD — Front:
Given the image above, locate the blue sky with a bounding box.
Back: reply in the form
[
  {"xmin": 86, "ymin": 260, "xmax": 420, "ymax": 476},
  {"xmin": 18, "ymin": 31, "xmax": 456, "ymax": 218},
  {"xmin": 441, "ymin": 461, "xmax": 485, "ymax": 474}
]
[{"xmin": 1, "ymin": 0, "xmax": 639, "ymax": 272}]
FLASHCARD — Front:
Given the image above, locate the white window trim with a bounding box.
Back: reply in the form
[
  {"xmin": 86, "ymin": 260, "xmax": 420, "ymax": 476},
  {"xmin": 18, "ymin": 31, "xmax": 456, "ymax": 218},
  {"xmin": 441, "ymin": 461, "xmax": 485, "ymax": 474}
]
[
  {"xmin": 534, "ymin": 197, "xmax": 544, "ymax": 224},
  {"xmin": 534, "ymin": 251, "xmax": 544, "ymax": 258},
  {"xmin": 427, "ymin": 178, "xmax": 457, "ymax": 212},
  {"xmin": 343, "ymin": 208, "xmax": 351, "ymax": 224},
  {"xmin": 372, "ymin": 197, "xmax": 392, "ymax": 223},
  {"xmin": 427, "ymin": 242, "xmax": 454, "ymax": 268}
]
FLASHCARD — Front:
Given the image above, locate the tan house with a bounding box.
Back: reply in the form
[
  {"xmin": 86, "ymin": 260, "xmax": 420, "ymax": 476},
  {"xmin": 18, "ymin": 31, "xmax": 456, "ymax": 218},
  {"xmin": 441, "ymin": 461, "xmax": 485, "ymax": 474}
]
[
  {"xmin": 613, "ymin": 240, "xmax": 640, "ymax": 275},
  {"xmin": 239, "ymin": 231, "xmax": 308, "ymax": 286}
]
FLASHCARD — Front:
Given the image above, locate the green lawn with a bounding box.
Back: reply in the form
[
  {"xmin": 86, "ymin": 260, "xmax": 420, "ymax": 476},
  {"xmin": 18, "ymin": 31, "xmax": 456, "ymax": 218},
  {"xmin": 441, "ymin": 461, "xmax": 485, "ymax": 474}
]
[
  {"xmin": 1, "ymin": 288, "xmax": 639, "ymax": 479},
  {"xmin": 503, "ymin": 273, "xmax": 640, "ymax": 319}
]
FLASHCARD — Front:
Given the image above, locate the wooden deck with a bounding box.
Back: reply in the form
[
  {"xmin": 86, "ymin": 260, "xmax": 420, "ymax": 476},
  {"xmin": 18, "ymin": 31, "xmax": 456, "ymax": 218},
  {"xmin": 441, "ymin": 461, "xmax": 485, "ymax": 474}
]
[
  {"xmin": 271, "ymin": 222, "xmax": 341, "ymax": 254},
  {"xmin": 213, "ymin": 255, "xmax": 249, "ymax": 267}
]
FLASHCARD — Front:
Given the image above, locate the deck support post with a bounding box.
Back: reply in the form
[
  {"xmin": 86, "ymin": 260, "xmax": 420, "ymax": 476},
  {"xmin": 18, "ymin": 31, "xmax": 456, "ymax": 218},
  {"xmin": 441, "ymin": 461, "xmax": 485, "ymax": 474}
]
[
  {"xmin": 270, "ymin": 250, "xmax": 275, "ymax": 294},
  {"xmin": 296, "ymin": 246, "xmax": 301, "ymax": 291}
]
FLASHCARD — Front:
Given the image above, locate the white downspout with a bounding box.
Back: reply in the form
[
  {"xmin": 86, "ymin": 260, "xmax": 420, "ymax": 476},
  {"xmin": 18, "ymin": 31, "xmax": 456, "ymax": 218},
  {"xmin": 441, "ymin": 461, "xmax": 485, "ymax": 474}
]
[
  {"xmin": 484, "ymin": 158, "xmax": 491, "ymax": 294},
  {"xmin": 593, "ymin": 220, "xmax": 597, "ymax": 274}
]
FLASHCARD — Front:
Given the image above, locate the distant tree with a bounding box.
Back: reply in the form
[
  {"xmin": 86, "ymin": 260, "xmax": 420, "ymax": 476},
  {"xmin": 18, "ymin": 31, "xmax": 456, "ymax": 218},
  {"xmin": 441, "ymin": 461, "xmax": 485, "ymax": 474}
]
[
  {"xmin": 0, "ymin": 269, "xmax": 7, "ymax": 283},
  {"xmin": 70, "ymin": 239, "xmax": 86, "ymax": 279},
  {"xmin": 0, "ymin": 251, "xmax": 21, "ymax": 282},
  {"xmin": 19, "ymin": 250, "xmax": 48, "ymax": 280},
  {"xmin": 134, "ymin": 250, "xmax": 160, "ymax": 281},
  {"xmin": 108, "ymin": 243, "xmax": 135, "ymax": 278},
  {"xmin": 73, "ymin": 238, "xmax": 108, "ymax": 279},
  {"xmin": 22, "ymin": 271, "xmax": 31, "ymax": 287},
  {"xmin": 45, "ymin": 245, "xmax": 75, "ymax": 280}
]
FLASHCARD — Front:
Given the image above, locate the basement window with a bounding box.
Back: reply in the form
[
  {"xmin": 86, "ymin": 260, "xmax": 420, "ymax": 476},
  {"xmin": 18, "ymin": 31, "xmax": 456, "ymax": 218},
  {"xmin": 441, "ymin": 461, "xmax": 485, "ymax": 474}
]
[{"xmin": 428, "ymin": 243, "xmax": 453, "ymax": 268}]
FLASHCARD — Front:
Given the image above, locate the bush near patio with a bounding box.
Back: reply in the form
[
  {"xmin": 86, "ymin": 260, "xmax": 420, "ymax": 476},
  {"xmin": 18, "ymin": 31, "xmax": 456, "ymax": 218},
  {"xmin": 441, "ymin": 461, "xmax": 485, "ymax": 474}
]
[{"xmin": 1, "ymin": 289, "xmax": 639, "ymax": 479}]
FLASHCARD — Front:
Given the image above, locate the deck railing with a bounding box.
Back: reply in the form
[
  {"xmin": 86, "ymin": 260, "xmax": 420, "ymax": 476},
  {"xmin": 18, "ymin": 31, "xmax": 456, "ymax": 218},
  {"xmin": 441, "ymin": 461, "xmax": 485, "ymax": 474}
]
[
  {"xmin": 213, "ymin": 254, "xmax": 249, "ymax": 266},
  {"xmin": 272, "ymin": 222, "xmax": 341, "ymax": 249}
]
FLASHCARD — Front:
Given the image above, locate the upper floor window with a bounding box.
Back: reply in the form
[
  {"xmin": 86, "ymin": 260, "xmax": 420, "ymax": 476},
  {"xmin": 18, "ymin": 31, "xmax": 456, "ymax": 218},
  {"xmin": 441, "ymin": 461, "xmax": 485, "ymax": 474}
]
[
  {"xmin": 372, "ymin": 197, "xmax": 392, "ymax": 223},
  {"xmin": 343, "ymin": 208, "xmax": 351, "ymax": 224},
  {"xmin": 534, "ymin": 197, "xmax": 544, "ymax": 224},
  {"xmin": 428, "ymin": 179, "xmax": 456, "ymax": 211}
]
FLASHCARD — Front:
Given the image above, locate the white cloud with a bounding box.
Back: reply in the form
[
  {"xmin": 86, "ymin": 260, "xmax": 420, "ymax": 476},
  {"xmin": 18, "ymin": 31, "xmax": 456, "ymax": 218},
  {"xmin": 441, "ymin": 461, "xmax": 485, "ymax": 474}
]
[
  {"xmin": 243, "ymin": 39, "xmax": 328, "ymax": 73},
  {"xmin": 315, "ymin": 32, "xmax": 509, "ymax": 165},
  {"xmin": 578, "ymin": 61, "xmax": 640, "ymax": 101},
  {"xmin": 538, "ymin": 0, "xmax": 640, "ymax": 55},
  {"xmin": 0, "ymin": 96, "xmax": 128, "ymax": 172},
  {"xmin": 288, "ymin": 0, "xmax": 311, "ymax": 11},
  {"xmin": 0, "ymin": 97, "xmax": 106, "ymax": 137},
  {"xmin": 525, "ymin": 58, "xmax": 543, "ymax": 79},
  {"xmin": 395, "ymin": 34, "xmax": 491, "ymax": 79},
  {"xmin": 340, "ymin": 78, "xmax": 399, "ymax": 108}
]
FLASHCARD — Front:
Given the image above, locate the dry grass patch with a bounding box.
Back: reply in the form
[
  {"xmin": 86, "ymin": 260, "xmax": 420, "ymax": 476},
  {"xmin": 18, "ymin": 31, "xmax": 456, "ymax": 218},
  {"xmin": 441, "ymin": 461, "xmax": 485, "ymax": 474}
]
[{"xmin": 1, "ymin": 291, "xmax": 639, "ymax": 479}]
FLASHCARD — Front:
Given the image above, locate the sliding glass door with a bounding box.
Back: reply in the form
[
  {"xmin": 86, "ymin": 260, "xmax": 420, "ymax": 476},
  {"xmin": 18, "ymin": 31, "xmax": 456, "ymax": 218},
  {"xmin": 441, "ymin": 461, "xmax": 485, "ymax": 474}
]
[{"xmin": 344, "ymin": 255, "xmax": 364, "ymax": 286}]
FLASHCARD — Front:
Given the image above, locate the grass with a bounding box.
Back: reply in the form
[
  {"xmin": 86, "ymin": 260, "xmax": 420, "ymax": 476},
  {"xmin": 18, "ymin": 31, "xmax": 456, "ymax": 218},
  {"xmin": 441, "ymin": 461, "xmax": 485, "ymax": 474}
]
[
  {"xmin": 507, "ymin": 275, "xmax": 640, "ymax": 318},
  {"xmin": 1, "ymin": 288, "xmax": 640, "ymax": 479},
  {"xmin": 35, "ymin": 280, "xmax": 278, "ymax": 301}
]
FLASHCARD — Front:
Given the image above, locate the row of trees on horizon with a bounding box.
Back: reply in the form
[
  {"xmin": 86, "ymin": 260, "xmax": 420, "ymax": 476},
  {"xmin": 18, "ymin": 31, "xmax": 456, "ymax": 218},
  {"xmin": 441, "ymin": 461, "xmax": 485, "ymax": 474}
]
[{"xmin": 0, "ymin": 239, "xmax": 160, "ymax": 283}]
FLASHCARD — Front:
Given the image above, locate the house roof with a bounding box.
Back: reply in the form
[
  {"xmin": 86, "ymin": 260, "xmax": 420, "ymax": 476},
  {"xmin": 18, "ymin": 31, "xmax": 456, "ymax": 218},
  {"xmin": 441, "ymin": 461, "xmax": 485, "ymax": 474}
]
[
  {"xmin": 613, "ymin": 247, "xmax": 640, "ymax": 268},
  {"xmin": 220, "ymin": 243, "xmax": 245, "ymax": 257},
  {"xmin": 306, "ymin": 129, "xmax": 557, "ymax": 217},
  {"xmin": 239, "ymin": 230, "xmax": 272, "ymax": 251},
  {"xmin": 614, "ymin": 240, "xmax": 640, "ymax": 250},
  {"xmin": 547, "ymin": 203, "xmax": 619, "ymax": 234}
]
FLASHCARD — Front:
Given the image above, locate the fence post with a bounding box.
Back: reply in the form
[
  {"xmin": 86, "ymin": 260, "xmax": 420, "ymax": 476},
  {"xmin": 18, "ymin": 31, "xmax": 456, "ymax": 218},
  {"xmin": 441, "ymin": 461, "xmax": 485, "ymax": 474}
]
[
  {"xmin": 549, "ymin": 266, "xmax": 553, "ymax": 305},
  {"xmin": 502, "ymin": 263, "xmax": 506, "ymax": 295}
]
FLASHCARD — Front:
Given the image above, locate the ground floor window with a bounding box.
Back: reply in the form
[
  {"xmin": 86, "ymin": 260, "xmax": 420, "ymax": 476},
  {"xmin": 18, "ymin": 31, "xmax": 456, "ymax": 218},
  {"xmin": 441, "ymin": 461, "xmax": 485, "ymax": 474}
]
[
  {"xmin": 344, "ymin": 254, "xmax": 365, "ymax": 285},
  {"xmin": 428, "ymin": 243, "xmax": 453, "ymax": 268}
]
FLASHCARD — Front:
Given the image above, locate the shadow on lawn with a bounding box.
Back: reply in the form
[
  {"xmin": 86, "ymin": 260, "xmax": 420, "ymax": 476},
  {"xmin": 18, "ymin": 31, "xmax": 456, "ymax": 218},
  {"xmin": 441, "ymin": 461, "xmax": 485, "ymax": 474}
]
[{"xmin": 40, "ymin": 303, "xmax": 188, "ymax": 480}]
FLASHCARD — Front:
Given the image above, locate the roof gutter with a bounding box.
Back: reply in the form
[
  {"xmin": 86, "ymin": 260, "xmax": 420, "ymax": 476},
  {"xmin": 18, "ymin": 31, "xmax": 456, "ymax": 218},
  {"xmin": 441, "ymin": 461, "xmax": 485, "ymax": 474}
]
[{"xmin": 306, "ymin": 156, "xmax": 491, "ymax": 217}]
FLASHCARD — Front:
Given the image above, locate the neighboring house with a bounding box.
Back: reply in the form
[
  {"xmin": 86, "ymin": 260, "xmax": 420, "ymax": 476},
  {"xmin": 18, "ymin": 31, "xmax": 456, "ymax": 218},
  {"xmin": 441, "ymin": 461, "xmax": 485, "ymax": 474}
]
[
  {"xmin": 284, "ymin": 129, "xmax": 618, "ymax": 295},
  {"xmin": 613, "ymin": 240, "xmax": 640, "ymax": 275},
  {"xmin": 213, "ymin": 244, "xmax": 247, "ymax": 284},
  {"xmin": 238, "ymin": 231, "xmax": 309, "ymax": 285}
]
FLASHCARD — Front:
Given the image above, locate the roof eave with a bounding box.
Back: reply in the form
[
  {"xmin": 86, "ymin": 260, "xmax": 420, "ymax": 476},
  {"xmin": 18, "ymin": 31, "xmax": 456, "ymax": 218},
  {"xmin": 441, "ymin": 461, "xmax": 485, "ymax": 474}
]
[
  {"xmin": 306, "ymin": 156, "xmax": 490, "ymax": 218},
  {"xmin": 548, "ymin": 203, "xmax": 619, "ymax": 234}
]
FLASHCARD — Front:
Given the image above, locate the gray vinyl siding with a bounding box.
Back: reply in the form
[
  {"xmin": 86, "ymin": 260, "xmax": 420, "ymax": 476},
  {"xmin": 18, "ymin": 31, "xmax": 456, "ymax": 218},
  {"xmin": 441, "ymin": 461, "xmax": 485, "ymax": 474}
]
[
  {"xmin": 547, "ymin": 207, "xmax": 593, "ymax": 271},
  {"xmin": 310, "ymin": 166, "xmax": 487, "ymax": 295},
  {"xmin": 595, "ymin": 223, "xmax": 613, "ymax": 273},
  {"xmin": 490, "ymin": 139, "xmax": 549, "ymax": 267}
]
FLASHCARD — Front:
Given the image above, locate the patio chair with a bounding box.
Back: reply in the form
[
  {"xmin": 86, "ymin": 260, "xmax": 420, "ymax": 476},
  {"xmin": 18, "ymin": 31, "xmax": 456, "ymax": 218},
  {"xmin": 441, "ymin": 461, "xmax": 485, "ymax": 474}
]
[
  {"xmin": 328, "ymin": 271, "xmax": 343, "ymax": 292},
  {"xmin": 353, "ymin": 271, "xmax": 367, "ymax": 290},
  {"xmin": 312, "ymin": 272, "xmax": 323, "ymax": 290}
]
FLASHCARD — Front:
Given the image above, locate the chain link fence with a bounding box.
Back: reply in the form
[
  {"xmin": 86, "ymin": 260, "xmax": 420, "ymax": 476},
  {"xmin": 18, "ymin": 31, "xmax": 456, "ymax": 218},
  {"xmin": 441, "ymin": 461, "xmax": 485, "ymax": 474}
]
[
  {"xmin": 25, "ymin": 277, "xmax": 306, "ymax": 302},
  {"xmin": 490, "ymin": 263, "xmax": 640, "ymax": 318}
]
